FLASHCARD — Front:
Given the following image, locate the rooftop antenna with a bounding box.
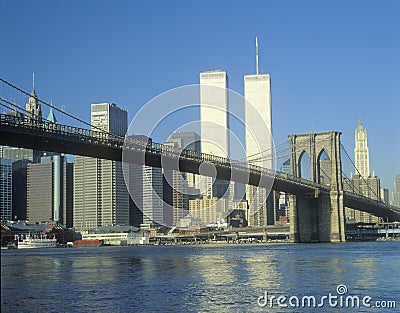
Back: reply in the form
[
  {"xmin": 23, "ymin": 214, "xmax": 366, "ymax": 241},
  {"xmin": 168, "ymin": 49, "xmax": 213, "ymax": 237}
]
[
  {"xmin": 256, "ymin": 37, "xmax": 259, "ymax": 75},
  {"xmin": 32, "ymin": 72, "xmax": 35, "ymax": 91}
]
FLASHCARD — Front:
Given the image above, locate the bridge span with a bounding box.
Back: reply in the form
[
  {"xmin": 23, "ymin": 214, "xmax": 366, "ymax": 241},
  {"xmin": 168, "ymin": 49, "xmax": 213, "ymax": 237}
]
[{"xmin": 1, "ymin": 114, "xmax": 399, "ymax": 243}]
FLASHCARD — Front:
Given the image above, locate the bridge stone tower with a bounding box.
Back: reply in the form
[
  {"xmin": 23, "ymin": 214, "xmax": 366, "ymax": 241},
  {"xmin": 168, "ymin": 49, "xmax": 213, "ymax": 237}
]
[{"xmin": 288, "ymin": 131, "xmax": 346, "ymax": 243}]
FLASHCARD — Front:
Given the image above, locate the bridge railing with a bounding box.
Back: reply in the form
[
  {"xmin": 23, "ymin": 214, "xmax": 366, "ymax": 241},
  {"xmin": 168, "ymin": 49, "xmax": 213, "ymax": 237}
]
[
  {"xmin": 344, "ymin": 189, "xmax": 400, "ymax": 212},
  {"xmin": 0, "ymin": 114, "xmax": 124, "ymax": 147},
  {"xmin": 1, "ymin": 113, "xmax": 325, "ymax": 191},
  {"xmin": 124, "ymin": 135, "xmax": 325, "ymax": 190}
]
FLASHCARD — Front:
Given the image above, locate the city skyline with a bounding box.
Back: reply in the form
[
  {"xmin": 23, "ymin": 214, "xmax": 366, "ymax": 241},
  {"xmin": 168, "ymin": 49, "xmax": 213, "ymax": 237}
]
[{"xmin": 0, "ymin": 0, "xmax": 398, "ymax": 192}]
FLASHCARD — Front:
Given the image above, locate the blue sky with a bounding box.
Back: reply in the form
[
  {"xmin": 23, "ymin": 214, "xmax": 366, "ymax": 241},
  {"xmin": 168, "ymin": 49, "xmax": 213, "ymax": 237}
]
[{"xmin": 0, "ymin": 0, "xmax": 399, "ymax": 192}]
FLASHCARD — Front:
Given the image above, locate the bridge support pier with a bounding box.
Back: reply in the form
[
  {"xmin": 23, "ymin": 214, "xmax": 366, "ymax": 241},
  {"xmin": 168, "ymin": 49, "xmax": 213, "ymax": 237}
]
[
  {"xmin": 328, "ymin": 190, "xmax": 346, "ymax": 243},
  {"xmin": 288, "ymin": 131, "xmax": 346, "ymax": 243},
  {"xmin": 289, "ymin": 191, "xmax": 346, "ymax": 243}
]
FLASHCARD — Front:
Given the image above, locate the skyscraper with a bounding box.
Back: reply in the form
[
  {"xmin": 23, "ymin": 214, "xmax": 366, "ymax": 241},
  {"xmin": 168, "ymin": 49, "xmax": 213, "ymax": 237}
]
[
  {"xmin": 0, "ymin": 150, "xmax": 34, "ymax": 221},
  {"xmin": 345, "ymin": 120, "xmax": 380, "ymax": 223},
  {"xmin": 168, "ymin": 132, "xmax": 201, "ymax": 153},
  {"xmin": 189, "ymin": 197, "xmax": 227, "ymax": 226},
  {"xmin": 167, "ymin": 131, "xmax": 201, "ymax": 191},
  {"xmin": 0, "ymin": 77, "xmax": 43, "ymax": 221},
  {"xmin": 25, "ymin": 73, "xmax": 42, "ymax": 122},
  {"xmin": 392, "ymin": 174, "xmax": 400, "ymax": 208},
  {"xmin": 124, "ymin": 135, "xmax": 174, "ymax": 228},
  {"xmin": 164, "ymin": 140, "xmax": 190, "ymax": 226},
  {"xmin": 73, "ymin": 103, "xmax": 129, "ymax": 229},
  {"xmin": 10, "ymin": 160, "xmax": 31, "ymax": 221},
  {"xmin": 244, "ymin": 38, "xmax": 273, "ymax": 226},
  {"xmin": 354, "ymin": 120, "xmax": 370, "ymax": 178},
  {"xmin": 200, "ymin": 70, "xmax": 230, "ymax": 198},
  {"xmin": 141, "ymin": 165, "xmax": 165, "ymax": 227},
  {"xmin": 27, "ymin": 155, "xmax": 73, "ymax": 226},
  {"xmin": 91, "ymin": 102, "xmax": 127, "ymax": 135},
  {"xmin": 200, "ymin": 70, "xmax": 229, "ymax": 158},
  {"xmin": 0, "ymin": 147, "xmax": 42, "ymax": 163},
  {"xmin": 1, "ymin": 75, "xmax": 43, "ymax": 164},
  {"xmin": 0, "ymin": 158, "xmax": 12, "ymax": 221}
]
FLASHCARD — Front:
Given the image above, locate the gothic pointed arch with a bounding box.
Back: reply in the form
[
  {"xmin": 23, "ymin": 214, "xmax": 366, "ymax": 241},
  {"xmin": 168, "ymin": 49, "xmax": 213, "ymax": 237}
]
[
  {"xmin": 298, "ymin": 150, "xmax": 311, "ymax": 180},
  {"xmin": 317, "ymin": 148, "xmax": 331, "ymax": 185}
]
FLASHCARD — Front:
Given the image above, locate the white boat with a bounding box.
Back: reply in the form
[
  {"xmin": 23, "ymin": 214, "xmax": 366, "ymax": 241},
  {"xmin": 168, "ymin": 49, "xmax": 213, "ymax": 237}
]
[{"xmin": 17, "ymin": 234, "xmax": 57, "ymax": 249}]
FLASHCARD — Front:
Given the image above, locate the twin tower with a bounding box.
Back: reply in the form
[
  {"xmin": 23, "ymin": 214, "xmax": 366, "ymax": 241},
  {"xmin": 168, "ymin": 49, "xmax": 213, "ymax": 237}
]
[{"xmin": 199, "ymin": 38, "xmax": 273, "ymax": 226}]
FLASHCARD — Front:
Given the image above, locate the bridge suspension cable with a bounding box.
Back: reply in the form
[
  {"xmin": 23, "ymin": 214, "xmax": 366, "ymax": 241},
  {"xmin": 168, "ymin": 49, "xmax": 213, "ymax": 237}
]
[
  {"xmin": 246, "ymin": 135, "xmax": 334, "ymax": 164},
  {"xmin": 340, "ymin": 143, "xmax": 380, "ymax": 200},
  {"xmin": 0, "ymin": 76, "xmax": 121, "ymax": 140}
]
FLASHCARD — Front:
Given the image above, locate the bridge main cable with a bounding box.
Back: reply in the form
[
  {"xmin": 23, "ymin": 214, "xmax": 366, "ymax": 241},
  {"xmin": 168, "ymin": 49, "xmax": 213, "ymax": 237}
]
[{"xmin": 0, "ymin": 76, "xmax": 120, "ymax": 140}]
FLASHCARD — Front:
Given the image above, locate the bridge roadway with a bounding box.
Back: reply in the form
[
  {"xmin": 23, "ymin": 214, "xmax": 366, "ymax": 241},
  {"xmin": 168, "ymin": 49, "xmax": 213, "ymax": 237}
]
[{"xmin": 1, "ymin": 114, "xmax": 399, "ymax": 221}]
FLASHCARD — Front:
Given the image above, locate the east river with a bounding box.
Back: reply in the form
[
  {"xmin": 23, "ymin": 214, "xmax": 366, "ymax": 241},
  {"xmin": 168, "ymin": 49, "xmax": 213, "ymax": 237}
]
[{"xmin": 1, "ymin": 241, "xmax": 399, "ymax": 312}]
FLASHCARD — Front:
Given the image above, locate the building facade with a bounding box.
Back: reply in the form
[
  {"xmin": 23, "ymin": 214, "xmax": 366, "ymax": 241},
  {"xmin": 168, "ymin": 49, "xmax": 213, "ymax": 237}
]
[
  {"xmin": 380, "ymin": 188, "xmax": 389, "ymax": 205},
  {"xmin": 392, "ymin": 174, "xmax": 400, "ymax": 208},
  {"xmin": 12, "ymin": 160, "xmax": 32, "ymax": 221},
  {"xmin": 91, "ymin": 102, "xmax": 128, "ymax": 136},
  {"xmin": 344, "ymin": 173, "xmax": 381, "ymax": 223},
  {"xmin": 165, "ymin": 134, "xmax": 201, "ymax": 226},
  {"xmin": 0, "ymin": 158, "xmax": 12, "ymax": 221},
  {"xmin": 25, "ymin": 78, "xmax": 42, "ymax": 122},
  {"xmin": 167, "ymin": 131, "xmax": 201, "ymax": 191},
  {"xmin": 27, "ymin": 155, "xmax": 73, "ymax": 226},
  {"xmin": 345, "ymin": 121, "xmax": 380, "ymax": 223},
  {"xmin": 244, "ymin": 55, "xmax": 273, "ymax": 227},
  {"xmin": 0, "ymin": 84, "xmax": 43, "ymax": 221},
  {"xmin": 200, "ymin": 71, "xmax": 230, "ymax": 198},
  {"xmin": 141, "ymin": 165, "xmax": 164, "ymax": 227},
  {"xmin": 189, "ymin": 196, "xmax": 227, "ymax": 226},
  {"xmin": 354, "ymin": 120, "xmax": 370, "ymax": 178},
  {"xmin": 73, "ymin": 103, "xmax": 129, "ymax": 229}
]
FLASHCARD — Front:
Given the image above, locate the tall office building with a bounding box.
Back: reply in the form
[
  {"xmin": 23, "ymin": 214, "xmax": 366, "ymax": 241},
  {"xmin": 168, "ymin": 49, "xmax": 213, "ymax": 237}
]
[
  {"xmin": 124, "ymin": 135, "xmax": 152, "ymax": 228},
  {"xmin": 0, "ymin": 149, "xmax": 35, "ymax": 221},
  {"xmin": 73, "ymin": 103, "xmax": 129, "ymax": 229},
  {"xmin": 142, "ymin": 166, "xmax": 164, "ymax": 227},
  {"xmin": 392, "ymin": 174, "xmax": 400, "ymax": 208},
  {"xmin": 380, "ymin": 188, "xmax": 389, "ymax": 205},
  {"xmin": 167, "ymin": 132, "xmax": 201, "ymax": 191},
  {"xmin": 200, "ymin": 71, "xmax": 229, "ymax": 158},
  {"xmin": 27, "ymin": 155, "xmax": 73, "ymax": 226},
  {"xmin": 125, "ymin": 135, "xmax": 172, "ymax": 228},
  {"xmin": 25, "ymin": 74, "xmax": 42, "ymax": 122},
  {"xmin": 164, "ymin": 140, "xmax": 190, "ymax": 226},
  {"xmin": 0, "ymin": 80, "xmax": 43, "ymax": 221},
  {"xmin": 344, "ymin": 173, "xmax": 381, "ymax": 223},
  {"xmin": 345, "ymin": 121, "xmax": 380, "ymax": 223},
  {"xmin": 91, "ymin": 102, "xmax": 127, "ymax": 135},
  {"xmin": 1, "ymin": 75, "xmax": 42, "ymax": 162},
  {"xmin": 0, "ymin": 146, "xmax": 42, "ymax": 163},
  {"xmin": 125, "ymin": 162, "xmax": 143, "ymax": 228},
  {"xmin": 189, "ymin": 197, "xmax": 227, "ymax": 226},
  {"xmin": 168, "ymin": 132, "xmax": 201, "ymax": 153},
  {"xmin": 12, "ymin": 159, "xmax": 32, "ymax": 221},
  {"xmin": 0, "ymin": 158, "xmax": 12, "ymax": 221},
  {"xmin": 244, "ymin": 38, "xmax": 273, "ymax": 226},
  {"xmin": 354, "ymin": 120, "xmax": 370, "ymax": 178},
  {"xmin": 200, "ymin": 70, "xmax": 230, "ymax": 198}
]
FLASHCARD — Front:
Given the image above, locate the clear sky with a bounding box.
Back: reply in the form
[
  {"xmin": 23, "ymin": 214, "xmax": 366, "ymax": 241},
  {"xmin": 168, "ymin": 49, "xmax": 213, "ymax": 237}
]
[{"xmin": 0, "ymin": 0, "xmax": 399, "ymax": 193}]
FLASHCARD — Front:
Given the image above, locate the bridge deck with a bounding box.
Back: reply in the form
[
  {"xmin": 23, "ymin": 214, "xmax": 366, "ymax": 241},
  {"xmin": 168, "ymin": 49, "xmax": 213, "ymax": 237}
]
[{"xmin": 1, "ymin": 114, "xmax": 399, "ymax": 221}]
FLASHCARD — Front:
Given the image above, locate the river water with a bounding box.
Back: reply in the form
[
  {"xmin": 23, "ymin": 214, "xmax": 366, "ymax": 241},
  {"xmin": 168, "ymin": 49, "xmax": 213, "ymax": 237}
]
[{"xmin": 1, "ymin": 241, "xmax": 399, "ymax": 312}]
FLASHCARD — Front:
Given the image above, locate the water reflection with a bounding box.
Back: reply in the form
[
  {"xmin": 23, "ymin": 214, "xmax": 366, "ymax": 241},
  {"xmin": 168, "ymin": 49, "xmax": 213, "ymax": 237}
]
[
  {"xmin": 352, "ymin": 257, "xmax": 378, "ymax": 290},
  {"xmin": 1, "ymin": 242, "xmax": 399, "ymax": 312}
]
